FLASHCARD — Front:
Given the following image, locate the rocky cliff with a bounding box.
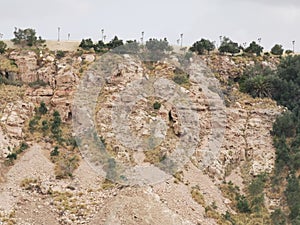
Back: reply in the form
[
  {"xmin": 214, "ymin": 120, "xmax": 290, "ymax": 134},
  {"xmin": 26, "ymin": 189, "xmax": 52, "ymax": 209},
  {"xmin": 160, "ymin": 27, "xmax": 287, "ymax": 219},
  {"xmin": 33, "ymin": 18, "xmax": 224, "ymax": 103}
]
[{"xmin": 0, "ymin": 49, "xmax": 284, "ymax": 224}]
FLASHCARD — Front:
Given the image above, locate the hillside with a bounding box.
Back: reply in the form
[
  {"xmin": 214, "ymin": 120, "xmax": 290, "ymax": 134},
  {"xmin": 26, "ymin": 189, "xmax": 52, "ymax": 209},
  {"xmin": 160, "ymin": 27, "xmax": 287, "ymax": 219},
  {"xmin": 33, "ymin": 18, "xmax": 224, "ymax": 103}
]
[{"xmin": 0, "ymin": 44, "xmax": 295, "ymax": 225}]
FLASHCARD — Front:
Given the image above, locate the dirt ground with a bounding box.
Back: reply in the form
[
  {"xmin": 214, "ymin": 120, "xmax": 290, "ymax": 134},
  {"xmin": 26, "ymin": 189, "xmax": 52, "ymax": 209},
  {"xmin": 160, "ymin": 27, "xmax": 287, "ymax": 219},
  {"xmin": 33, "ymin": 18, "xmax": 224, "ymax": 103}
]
[{"xmin": 3, "ymin": 40, "xmax": 80, "ymax": 51}]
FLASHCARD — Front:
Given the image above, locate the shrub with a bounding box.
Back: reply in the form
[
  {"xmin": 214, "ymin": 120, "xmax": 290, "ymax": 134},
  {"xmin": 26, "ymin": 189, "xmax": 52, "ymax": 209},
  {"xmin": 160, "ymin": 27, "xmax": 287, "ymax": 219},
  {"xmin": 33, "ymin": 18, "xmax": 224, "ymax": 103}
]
[
  {"xmin": 51, "ymin": 111, "xmax": 62, "ymax": 142},
  {"xmin": 41, "ymin": 120, "xmax": 49, "ymax": 132},
  {"xmin": 50, "ymin": 146, "xmax": 60, "ymax": 156},
  {"xmin": 218, "ymin": 37, "xmax": 240, "ymax": 55},
  {"xmin": 239, "ymin": 63, "xmax": 276, "ymax": 98},
  {"xmin": 153, "ymin": 101, "xmax": 161, "ymax": 110},
  {"xmin": 271, "ymin": 209, "xmax": 287, "ymax": 225},
  {"xmin": 244, "ymin": 41, "xmax": 264, "ymax": 56},
  {"xmin": 145, "ymin": 38, "xmax": 173, "ymax": 61},
  {"xmin": 0, "ymin": 41, "xmax": 7, "ymax": 54},
  {"xmin": 190, "ymin": 38, "xmax": 215, "ymax": 55},
  {"xmin": 271, "ymin": 44, "xmax": 284, "ymax": 56},
  {"xmin": 29, "ymin": 118, "xmax": 39, "ymax": 133},
  {"xmin": 173, "ymin": 68, "xmax": 189, "ymax": 85},
  {"xmin": 11, "ymin": 28, "xmax": 45, "ymax": 47},
  {"xmin": 79, "ymin": 38, "xmax": 94, "ymax": 50},
  {"xmin": 236, "ymin": 195, "xmax": 251, "ymax": 213},
  {"xmin": 6, "ymin": 153, "xmax": 17, "ymax": 160},
  {"xmin": 38, "ymin": 101, "xmax": 48, "ymax": 115},
  {"xmin": 106, "ymin": 36, "xmax": 124, "ymax": 49},
  {"xmin": 56, "ymin": 50, "xmax": 65, "ymax": 59}
]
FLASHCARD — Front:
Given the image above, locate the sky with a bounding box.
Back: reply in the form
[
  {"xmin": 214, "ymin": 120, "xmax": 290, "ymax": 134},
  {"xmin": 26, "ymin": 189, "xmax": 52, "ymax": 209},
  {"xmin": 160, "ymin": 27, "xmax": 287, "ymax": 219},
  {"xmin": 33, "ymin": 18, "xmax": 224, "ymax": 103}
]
[{"xmin": 0, "ymin": 0, "xmax": 299, "ymax": 51}]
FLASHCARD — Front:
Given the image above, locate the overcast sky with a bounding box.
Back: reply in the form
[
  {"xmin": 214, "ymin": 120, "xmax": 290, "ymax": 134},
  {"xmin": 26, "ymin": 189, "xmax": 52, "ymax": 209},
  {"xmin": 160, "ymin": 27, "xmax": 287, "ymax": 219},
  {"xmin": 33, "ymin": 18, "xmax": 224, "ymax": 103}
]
[{"xmin": 0, "ymin": 0, "xmax": 299, "ymax": 50}]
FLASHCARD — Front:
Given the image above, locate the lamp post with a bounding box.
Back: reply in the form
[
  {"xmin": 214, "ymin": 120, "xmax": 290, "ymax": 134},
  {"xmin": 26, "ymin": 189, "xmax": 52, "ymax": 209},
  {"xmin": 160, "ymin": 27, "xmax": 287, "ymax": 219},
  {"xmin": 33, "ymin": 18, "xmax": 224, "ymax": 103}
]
[
  {"xmin": 258, "ymin": 37, "xmax": 261, "ymax": 44},
  {"xmin": 292, "ymin": 40, "xmax": 295, "ymax": 53},
  {"xmin": 180, "ymin": 33, "xmax": 183, "ymax": 48},
  {"xmin": 101, "ymin": 29, "xmax": 104, "ymax": 42},
  {"xmin": 141, "ymin": 31, "xmax": 144, "ymax": 45},
  {"xmin": 68, "ymin": 33, "xmax": 70, "ymax": 41},
  {"xmin": 57, "ymin": 27, "xmax": 61, "ymax": 42},
  {"xmin": 103, "ymin": 35, "xmax": 107, "ymax": 42}
]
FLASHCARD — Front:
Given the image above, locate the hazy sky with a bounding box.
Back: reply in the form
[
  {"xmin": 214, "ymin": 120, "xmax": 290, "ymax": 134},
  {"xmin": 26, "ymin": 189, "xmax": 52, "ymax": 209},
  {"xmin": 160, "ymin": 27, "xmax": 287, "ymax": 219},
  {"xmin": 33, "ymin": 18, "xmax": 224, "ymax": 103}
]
[{"xmin": 1, "ymin": 0, "xmax": 299, "ymax": 50}]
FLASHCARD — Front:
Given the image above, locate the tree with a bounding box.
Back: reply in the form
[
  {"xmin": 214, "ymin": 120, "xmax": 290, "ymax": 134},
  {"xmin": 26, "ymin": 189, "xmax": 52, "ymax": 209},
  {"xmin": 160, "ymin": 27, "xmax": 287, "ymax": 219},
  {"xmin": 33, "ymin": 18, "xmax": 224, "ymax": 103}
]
[
  {"xmin": 245, "ymin": 41, "xmax": 264, "ymax": 56},
  {"xmin": 239, "ymin": 63, "xmax": 276, "ymax": 98},
  {"xmin": 51, "ymin": 111, "xmax": 62, "ymax": 142},
  {"xmin": 218, "ymin": 37, "xmax": 240, "ymax": 55},
  {"xmin": 113, "ymin": 40, "xmax": 140, "ymax": 54},
  {"xmin": 146, "ymin": 38, "xmax": 173, "ymax": 52},
  {"xmin": 271, "ymin": 44, "xmax": 284, "ymax": 56},
  {"xmin": 190, "ymin": 38, "xmax": 215, "ymax": 55},
  {"xmin": 93, "ymin": 40, "xmax": 107, "ymax": 53},
  {"xmin": 106, "ymin": 36, "xmax": 124, "ymax": 49},
  {"xmin": 11, "ymin": 28, "xmax": 45, "ymax": 47},
  {"xmin": 273, "ymin": 55, "xmax": 300, "ymax": 109},
  {"xmin": 38, "ymin": 101, "xmax": 48, "ymax": 115},
  {"xmin": 0, "ymin": 41, "xmax": 7, "ymax": 54},
  {"xmin": 145, "ymin": 38, "xmax": 173, "ymax": 61},
  {"xmin": 79, "ymin": 38, "xmax": 94, "ymax": 50}
]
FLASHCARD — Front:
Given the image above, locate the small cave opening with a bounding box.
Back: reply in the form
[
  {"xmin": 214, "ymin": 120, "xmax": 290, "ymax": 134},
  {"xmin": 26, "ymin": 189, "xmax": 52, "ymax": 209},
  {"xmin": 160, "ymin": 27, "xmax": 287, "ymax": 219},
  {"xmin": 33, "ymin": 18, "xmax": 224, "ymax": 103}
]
[{"xmin": 67, "ymin": 112, "xmax": 72, "ymax": 121}]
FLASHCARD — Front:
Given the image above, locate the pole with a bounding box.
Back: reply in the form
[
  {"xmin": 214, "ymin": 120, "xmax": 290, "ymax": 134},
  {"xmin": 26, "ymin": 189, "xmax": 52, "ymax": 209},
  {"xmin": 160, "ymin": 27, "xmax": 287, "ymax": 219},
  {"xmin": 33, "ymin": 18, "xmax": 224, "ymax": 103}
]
[
  {"xmin": 258, "ymin": 37, "xmax": 261, "ymax": 44},
  {"xmin": 58, "ymin": 27, "xmax": 60, "ymax": 42},
  {"xmin": 180, "ymin": 33, "xmax": 183, "ymax": 48},
  {"xmin": 292, "ymin": 40, "xmax": 295, "ymax": 53},
  {"xmin": 101, "ymin": 29, "xmax": 104, "ymax": 42},
  {"xmin": 141, "ymin": 31, "xmax": 144, "ymax": 45}
]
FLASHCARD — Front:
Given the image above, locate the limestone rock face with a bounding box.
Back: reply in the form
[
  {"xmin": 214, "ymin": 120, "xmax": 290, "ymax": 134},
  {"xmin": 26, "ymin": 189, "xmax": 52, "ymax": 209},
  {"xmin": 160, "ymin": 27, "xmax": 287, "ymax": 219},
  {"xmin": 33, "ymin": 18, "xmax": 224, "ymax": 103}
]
[
  {"xmin": 217, "ymin": 97, "xmax": 283, "ymax": 178},
  {"xmin": 0, "ymin": 101, "xmax": 34, "ymax": 157},
  {"xmin": 9, "ymin": 51, "xmax": 39, "ymax": 83}
]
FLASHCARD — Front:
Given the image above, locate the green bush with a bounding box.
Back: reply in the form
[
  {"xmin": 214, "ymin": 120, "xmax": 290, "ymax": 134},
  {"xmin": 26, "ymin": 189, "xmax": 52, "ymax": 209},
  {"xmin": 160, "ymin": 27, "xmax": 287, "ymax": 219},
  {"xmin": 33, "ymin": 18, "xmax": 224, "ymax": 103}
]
[
  {"xmin": 153, "ymin": 101, "xmax": 161, "ymax": 110},
  {"xmin": 51, "ymin": 111, "xmax": 62, "ymax": 142},
  {"xmin": 271, "ymin": 44, "xmax": 284, "ymax": 56},
  {"xmin": 0, "ymin": 41, "xmax": 7, "ymax": 54},
  {"xmin": 38, "ymin": 101, "xmax": 48, "ymax": 115},
  {"xmin": 79, "ymin": 38, "xmax": 94, "ymax": 50},
  {"xmin": 50, "ymin": 146, "xmax": 59, "ymax": 156},
  {"xmin": 11, "ymin": 28, "xmax": 45, "ymax": 47},
  {"xmin": 245, "ymin": 41, "xmax": 264, "ymax": 56},
  {"xmin": 271, "ymin": 209, "xmax": 287, "ymax": 225},
  {"xmin": 29, "ymin": 118, "xmax": 38, "ymax": 133},
  {"xmin": 218, "ymin": 37, "xmax": 240, "ymax": 55},
  {"xmin": 56, "ymin": 50, "xmax": 65, "ymax": 59},
  {"xmin": 41, "ymin": 120, "xmax": 49, "ymax": 132},
  {"xmin": 236, "ymin": 195, "xmax": 251, "ymax": 213},
  {"xmin": 6, "ymin": 153, "xmax": 17, "ymax": 160},
  {"xmin": 190, "ymin": 38, "xmax": 215, "ymax": 55}
]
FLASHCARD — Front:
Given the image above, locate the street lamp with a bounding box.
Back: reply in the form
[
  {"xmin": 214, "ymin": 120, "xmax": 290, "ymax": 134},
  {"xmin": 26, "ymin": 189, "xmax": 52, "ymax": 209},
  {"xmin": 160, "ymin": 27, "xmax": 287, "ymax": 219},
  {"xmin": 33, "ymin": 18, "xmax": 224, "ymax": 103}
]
[
  {"xmin": 103, "ymin": 35, "xmax": 107, "ymax": 42},
  {"xmin": 258, "ymin": 37, "xmax": 261, "ymax": 44},
  {"xmin": 292, "ymin": 40, "xmax": 295, "ymax": 53},
  {"xmin": 58, "ymin": 27, "xmax": 61, "ymax": 42},
  {"xmin": 141, "ymin": 31, "xmax": 144, "ymax": 45},
  {"xmin": 68, "ymin": 33, "xmax": 70, "ymax": 41},
  {"xmin": 180, "ymin": 33, "xmax": 183, "ymax": 48},
  {"xmin": 101, "ymin": 29, "xmax": 104, "ymax": 42}
]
